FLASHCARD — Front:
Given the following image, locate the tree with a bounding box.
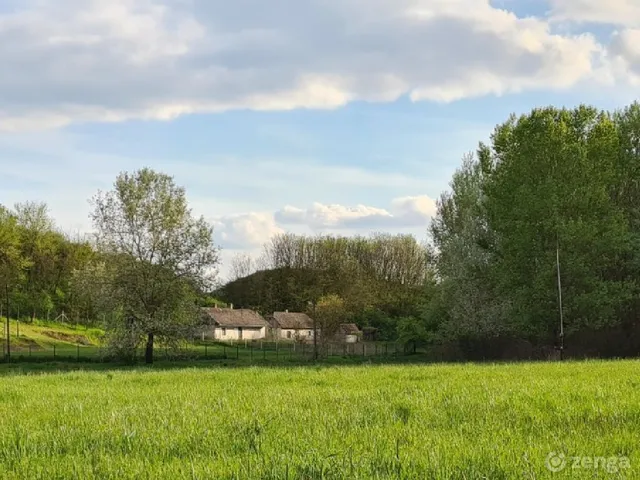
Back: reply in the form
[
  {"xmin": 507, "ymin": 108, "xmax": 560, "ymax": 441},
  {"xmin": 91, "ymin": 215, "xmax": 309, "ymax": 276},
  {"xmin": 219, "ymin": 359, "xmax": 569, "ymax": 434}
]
[
  {"xmin": 228, "ymin": 253, "xmax": 257, "ymax": 282},
  {"xmin": 90, "ymin": 168, "xmax": 220, "ymax": 363},
  {"xmin": 311, "ymin": 294, "xmax": 348, "ymax": 357},
  {"xmin": 428, "ymin": 153, "xmax": 508, "ymax": 342},
  {"xmin": 484, "ymin": 106, "xmax": 632, "ymax": 340},
  {"xmin": 0, "ymin": 206, "xmax": 27, "ymax": 356}
]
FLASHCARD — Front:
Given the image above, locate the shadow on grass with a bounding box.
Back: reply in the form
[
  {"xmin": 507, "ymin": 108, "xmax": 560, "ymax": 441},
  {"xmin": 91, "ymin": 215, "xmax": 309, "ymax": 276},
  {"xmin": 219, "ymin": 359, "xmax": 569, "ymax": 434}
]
[{"xmin": 0, "ymin": 353, "xmax": 445, "ymax": 376}]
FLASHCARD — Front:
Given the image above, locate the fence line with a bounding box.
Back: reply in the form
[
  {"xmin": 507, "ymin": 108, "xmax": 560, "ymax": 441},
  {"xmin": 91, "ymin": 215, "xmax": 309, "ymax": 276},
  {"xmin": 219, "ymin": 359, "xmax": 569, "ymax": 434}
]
[{"xmin": 1, "ymin": 338, "xmax": 409, "ymax": 364}]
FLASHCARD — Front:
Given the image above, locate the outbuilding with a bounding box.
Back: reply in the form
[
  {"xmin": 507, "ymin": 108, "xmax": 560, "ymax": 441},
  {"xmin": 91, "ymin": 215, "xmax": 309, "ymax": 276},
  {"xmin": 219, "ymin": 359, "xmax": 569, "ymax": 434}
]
[{"xmin": 268, "ymin": 310, "xmax": 317, "ymax": 341}]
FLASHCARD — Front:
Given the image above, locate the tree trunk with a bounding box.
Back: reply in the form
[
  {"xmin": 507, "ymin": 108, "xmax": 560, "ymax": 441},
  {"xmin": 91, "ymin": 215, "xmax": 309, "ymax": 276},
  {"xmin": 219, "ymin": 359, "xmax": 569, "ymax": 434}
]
[{"xmin": 145, "ymin": 333, "xmax": 154, "ymax": 364}]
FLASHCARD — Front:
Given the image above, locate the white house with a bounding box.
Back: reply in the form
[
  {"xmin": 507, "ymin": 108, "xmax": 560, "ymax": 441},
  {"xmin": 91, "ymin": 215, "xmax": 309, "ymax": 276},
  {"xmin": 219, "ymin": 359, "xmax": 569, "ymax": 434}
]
[
  {"xmin": 268, "ymin": 311, "xmax": 317, "ymax": 341},
  {"xmin": 200, "ymin": 306, "xmax": 269, "ymax": 341},
  {"xmin": 336, "ymin": 323, "xmax": 362, "ymax": 343}
]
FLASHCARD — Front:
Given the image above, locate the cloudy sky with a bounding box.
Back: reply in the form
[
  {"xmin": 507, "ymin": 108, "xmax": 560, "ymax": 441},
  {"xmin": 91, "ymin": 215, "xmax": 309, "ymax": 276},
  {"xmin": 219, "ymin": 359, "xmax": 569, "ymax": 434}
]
[{"xmin": 1, "ymin": 0, "xmax": 639, "ymax": 279}]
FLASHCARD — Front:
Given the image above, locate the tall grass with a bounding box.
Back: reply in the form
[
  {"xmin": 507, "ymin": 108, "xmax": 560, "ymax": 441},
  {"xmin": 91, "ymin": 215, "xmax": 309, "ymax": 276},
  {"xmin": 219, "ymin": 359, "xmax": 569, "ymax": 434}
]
[{"xmin": 0, "ymin": 361, "xmax": 637, "ymax": 478}]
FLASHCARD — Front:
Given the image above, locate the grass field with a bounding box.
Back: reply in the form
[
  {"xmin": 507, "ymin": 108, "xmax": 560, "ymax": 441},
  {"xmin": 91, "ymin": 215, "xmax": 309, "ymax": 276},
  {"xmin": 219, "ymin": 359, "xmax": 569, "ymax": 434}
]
[
  {"xmin": 0, "ymin": 360, "xmax": 638, "ymax": 479},
  {"xmin": 0, "ymin": 318, "xmax": 104, "ymax": 359}
]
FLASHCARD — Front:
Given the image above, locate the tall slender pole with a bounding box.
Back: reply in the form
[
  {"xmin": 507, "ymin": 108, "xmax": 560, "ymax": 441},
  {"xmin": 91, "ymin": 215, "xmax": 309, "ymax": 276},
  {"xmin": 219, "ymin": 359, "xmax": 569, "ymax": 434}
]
[{"xmin": 556, "ymin": 235, "xmax": 564, "ymax": 360}]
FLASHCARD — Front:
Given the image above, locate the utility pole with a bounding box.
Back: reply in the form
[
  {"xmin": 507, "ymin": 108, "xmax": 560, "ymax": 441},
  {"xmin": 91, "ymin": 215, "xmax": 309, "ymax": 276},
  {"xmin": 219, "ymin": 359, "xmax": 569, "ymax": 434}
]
[{"xmin": 556, "ymin": 235, "xmax": 564, "ymax": 361}]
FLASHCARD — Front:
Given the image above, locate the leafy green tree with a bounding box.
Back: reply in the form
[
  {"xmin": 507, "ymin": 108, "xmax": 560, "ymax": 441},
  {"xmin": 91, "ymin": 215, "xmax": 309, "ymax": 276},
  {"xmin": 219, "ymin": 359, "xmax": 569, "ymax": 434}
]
[
  {"xmin": 310, "ymin": 294, "xmax": 348, "ymax": 358},
  {"xmin": 0, "ymin": 206, "xmax": 27, "ymax": 319},
  {"xmin": 428, "ymin": 153, "xmax": 508, "ymax": 341},
  {"xmin": 90, "ymin": 168, "xmax": 220, "ymax": 363},
  {"xmin": 484, "ymin": 106, "xmax": 633, "ymax": 340}
]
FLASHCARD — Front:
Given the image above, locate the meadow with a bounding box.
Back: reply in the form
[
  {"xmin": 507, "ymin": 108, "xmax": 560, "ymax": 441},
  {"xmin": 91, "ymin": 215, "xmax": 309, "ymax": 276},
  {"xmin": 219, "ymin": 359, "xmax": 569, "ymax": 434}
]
[{"xmin": 0, "ymin": 360, "xmax": 638, "ymax": 479}]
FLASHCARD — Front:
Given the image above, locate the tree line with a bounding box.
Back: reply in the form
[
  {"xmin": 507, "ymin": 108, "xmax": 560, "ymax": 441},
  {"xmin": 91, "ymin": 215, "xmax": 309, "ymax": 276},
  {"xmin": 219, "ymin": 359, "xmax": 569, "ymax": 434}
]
[
  {"xmin": 223, "ymin": 102, "xmax": 640, "ymax": 360},
  {"xmin": 3, "ymin": 102, "xmax": 640, "ymax": 363},
  {"xmin": 422, "ymin": 102, "xmax": 640, "ymax": 359},
  {"xmin": 221, "ymin": 233, "xmax": 429, "ymax": 340}
]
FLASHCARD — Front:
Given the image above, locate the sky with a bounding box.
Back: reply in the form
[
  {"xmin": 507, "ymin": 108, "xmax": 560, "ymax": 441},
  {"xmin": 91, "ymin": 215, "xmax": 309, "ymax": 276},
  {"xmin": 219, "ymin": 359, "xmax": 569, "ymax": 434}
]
[{"xmin": 1, "ymin": 0, "xmax": 640, "ymax": 280}]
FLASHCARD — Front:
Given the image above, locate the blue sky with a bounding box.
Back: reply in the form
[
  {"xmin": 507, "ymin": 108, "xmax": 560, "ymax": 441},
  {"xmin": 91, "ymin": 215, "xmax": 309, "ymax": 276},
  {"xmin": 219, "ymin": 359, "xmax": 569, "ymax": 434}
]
[{"xmin": 1, "ymin": 0, "xmax": 639, "ymax": 279}]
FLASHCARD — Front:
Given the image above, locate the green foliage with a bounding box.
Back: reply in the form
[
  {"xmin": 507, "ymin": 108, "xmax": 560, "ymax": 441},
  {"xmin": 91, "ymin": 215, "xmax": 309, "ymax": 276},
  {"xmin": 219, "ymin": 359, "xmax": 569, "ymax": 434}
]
[
  {"xmin": 220, "ymin": 233, "xmax": 428, "ymax": 330},
  {"xmin": 424, "ymin": 102, "xmax": 640, "ymax": 351},
  {"xmin": 90, "ymin": 168, "xmax": 220, "ymax": 362}
]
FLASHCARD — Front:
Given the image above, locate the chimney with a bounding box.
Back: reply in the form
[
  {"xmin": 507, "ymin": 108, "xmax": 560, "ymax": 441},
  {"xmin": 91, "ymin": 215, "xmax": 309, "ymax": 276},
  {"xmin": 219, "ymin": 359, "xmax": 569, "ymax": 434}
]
[
  {"xmin": 285, "ymin": 309, "xmax": 288, "ymax": 313},
  {"xmin": 230, "ymin": 303, "xmax": 233, "ymax": 310},
  {"xmin": 214, "ymin": 302, "xmax": 217, "ymax": 308}
]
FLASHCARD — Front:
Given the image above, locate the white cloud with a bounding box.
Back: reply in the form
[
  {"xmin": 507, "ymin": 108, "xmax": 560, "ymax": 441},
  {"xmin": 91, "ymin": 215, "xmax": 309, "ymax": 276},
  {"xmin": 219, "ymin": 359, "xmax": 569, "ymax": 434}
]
[
  {"xmin": 605, "ymin": 29, "xmax": 640, "ymax": 84},
  {"xmin": 275, "ymin": 195, "xmax": 436, "ymax": 230},
  {"xmin": 211, "ymin": 213, "xmax": 284, "ymax": 249},
  {"xmin": 0, "ymin": 0, "xmax": 608, "ymax": 130},
  {"xmin": 548, "ymin": 0, "xmax": 640, "ymax": 27}
]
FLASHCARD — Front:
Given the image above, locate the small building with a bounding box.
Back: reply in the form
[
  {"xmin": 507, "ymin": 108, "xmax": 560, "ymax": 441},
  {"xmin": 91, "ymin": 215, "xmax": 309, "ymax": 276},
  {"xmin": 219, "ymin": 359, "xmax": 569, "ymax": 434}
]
[
  {"xmin": 268, "ymin": 310, "xmax": 317, "ymax": 341},
  {"xmin": 336, "ymin": 323, "xmax": 362, "ymax": 343},
  {"xmin": 201, "ymin": 306, "xmax": 269, "ymax": 341}
]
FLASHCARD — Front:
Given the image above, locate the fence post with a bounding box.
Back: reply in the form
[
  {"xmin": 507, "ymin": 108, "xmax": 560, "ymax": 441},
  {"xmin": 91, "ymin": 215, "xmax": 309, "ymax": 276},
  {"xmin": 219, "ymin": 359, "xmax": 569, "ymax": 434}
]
[
  {"xmin": 276, "ymin": 343, "xmax": 279, "ymax": 361},
  {"xmin": 205, "ymin": 343, "xmax": 208, "ymax": 358},
  {"xmin": 53, "ymin": 345, "xmax": 56, "ymax": 359},
  {"xmin": 29, "ymin": 345, "xmax": 32, "ymax": 358},
  {"xmin": 223, "ymin": 344, "xmax": 226, "ymax": 358},
  {"xmin": 236, "ymin": 344, "xmax": 239, "ymax": 359},
  {"xmin": 363, "ymin": 343, "xmax": 365, "ymax": 358},
  {"xmin": 77, "ymin": 344, "xmax": 80, "ymax": 362},
  {"xmin": 250, "ymin": 343, "xmax": 253, "ymax": 363},
  {"xmin": 263, "ymin": 345, "xmax": 266, "ymax": 361}
]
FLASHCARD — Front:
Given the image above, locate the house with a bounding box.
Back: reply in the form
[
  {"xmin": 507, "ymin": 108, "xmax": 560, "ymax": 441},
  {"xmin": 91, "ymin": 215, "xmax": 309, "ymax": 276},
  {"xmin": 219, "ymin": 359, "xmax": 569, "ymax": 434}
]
[
  {"xmin": 336, "ymin": 323, "xmax": 362, "ymax": 343},
  {"xmin": 268, "ymin": 310, "xmax": 317, "ymax": 341},
  {"xmin": 200, "ymin": 305, "xmax": 269, "ymax": 341}
]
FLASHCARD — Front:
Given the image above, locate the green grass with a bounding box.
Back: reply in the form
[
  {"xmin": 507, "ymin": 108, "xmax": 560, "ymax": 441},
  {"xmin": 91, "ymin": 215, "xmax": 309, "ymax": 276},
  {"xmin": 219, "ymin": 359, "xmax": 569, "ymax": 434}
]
[{"xmin": 0, "ymin": 360, "xmax": 638, "ymax": 479}]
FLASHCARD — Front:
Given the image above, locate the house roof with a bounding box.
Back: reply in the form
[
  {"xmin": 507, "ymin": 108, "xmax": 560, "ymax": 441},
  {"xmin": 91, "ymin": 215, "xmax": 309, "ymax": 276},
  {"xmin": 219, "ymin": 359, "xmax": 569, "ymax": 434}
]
[
  {"xmin": 338, "ymin": 323, "xmax": 362, "ymax": 335},
  {"xmin": 202, "ymin": 307, "xmax": 269, "ymax": 328},
  {"xmin": 272, "ymin": 312, "xmax": 314, "ymax": 329}
]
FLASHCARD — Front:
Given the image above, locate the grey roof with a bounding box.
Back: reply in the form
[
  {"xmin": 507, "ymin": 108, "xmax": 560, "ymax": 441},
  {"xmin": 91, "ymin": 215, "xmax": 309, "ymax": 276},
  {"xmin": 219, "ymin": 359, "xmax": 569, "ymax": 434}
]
[
  {"xmin": 202, "ymin": 308, "xmax": 269, "ymax": 328},
  {"xmin": 272, "ymin": 312, "xmax": 314, "ymax": 329},
  {"xmin": 338, "ymin": 323, "xmax": 362, "ymax": 335}
]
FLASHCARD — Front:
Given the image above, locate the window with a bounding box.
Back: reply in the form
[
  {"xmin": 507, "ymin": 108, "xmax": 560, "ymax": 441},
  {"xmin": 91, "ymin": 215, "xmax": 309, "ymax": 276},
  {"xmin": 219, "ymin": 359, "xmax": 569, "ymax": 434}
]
[
  {"xmin": 287, "ymin": 331, "xmax": 292, "ymax": 339},
  {"xmin": 308, "ymin": 330, "xmax": 312, "ymax": 337},
  {"xmin": 222, "ymin": 328, "xmax": 226, "ymax": 336}
]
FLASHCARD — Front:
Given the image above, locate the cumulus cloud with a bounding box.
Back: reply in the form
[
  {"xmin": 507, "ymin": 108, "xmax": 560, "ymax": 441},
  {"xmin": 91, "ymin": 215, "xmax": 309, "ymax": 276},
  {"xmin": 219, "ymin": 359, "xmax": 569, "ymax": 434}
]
[
  {"xmin": 606, "ymin": 29, "xmax": 640, "ymax": 83},
  {"xmin": 213, "ymin": 212, "xmax": 284, "ymax": 249},
  {"xmin": 275, "ymin": 195, "xmax": 436, "ymax": 230},
  {"xmin": 548, "ymin": 0, "xmax": 640, "ymax": 27},
  {"xmin": 0, "ymin": 0, "xmax": 606, "ymax": 130}
]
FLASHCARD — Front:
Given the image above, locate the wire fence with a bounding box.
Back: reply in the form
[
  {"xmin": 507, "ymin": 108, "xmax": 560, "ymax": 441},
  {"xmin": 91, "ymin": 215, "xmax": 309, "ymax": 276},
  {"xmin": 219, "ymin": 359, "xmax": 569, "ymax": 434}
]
[{"xmin": 0, "ymin": 339, "xmax": 408, "ymax": 364}]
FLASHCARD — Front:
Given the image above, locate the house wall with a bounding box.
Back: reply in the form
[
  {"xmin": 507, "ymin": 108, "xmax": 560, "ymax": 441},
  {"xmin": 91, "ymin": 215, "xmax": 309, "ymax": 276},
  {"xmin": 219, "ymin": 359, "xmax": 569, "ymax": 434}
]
[
  {"xmin": 278, "ymin": 328, "xmax": 316, "ymax": 340},
  {"xmin": 344, "ymin": 334, "xmax": 359, "ymax": 344},
  {"xmin": 209, "ymin": 326, "xmax": 267, "ymax": 341}
]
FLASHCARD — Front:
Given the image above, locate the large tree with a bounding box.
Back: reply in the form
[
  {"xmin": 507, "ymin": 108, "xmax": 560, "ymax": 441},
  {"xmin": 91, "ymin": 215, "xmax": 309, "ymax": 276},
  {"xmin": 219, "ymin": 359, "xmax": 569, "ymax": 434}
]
[{"xmin": 91, "ymin": 168, "xmax": 219, "ymax": 363}]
